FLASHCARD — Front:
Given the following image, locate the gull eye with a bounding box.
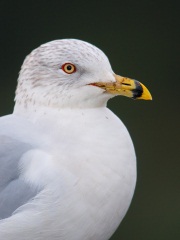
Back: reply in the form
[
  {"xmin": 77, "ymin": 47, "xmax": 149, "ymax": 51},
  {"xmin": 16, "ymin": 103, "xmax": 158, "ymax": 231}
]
[{"xmin": 61, "ymin": 63, "xmax": 76, "ymax": 74}]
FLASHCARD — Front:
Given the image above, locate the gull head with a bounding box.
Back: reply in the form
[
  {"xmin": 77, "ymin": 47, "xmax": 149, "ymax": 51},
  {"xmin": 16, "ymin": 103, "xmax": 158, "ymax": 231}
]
[{"xmin": 15, "ymin": 39, "xmax": 152, "ymax": 111}]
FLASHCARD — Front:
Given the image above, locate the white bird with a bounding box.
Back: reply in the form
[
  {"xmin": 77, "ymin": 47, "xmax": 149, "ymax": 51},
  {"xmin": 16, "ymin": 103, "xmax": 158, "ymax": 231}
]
[{"xmin": 0, "ymin": 39, "xmax": 152, "ymax": 240}]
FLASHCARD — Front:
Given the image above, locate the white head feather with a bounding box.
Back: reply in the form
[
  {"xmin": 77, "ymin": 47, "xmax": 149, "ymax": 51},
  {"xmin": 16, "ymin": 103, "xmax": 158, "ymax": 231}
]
[{"xmin": 14, "ymin": 39, "xmax": 115, "ymax": 112}]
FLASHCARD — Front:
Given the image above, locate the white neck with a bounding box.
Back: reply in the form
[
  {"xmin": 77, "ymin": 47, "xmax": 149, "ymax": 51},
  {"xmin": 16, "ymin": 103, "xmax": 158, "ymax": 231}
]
[{"xmin": 14, "ymin": 85, "xmax": 113, "ymax": 119}]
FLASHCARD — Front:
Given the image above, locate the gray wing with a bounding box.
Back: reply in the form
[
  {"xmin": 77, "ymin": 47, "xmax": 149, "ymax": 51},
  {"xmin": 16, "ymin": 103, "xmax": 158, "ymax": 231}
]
[{"xmin": 0, "ymin": 115, "xmax": 41, "ymax": 219}]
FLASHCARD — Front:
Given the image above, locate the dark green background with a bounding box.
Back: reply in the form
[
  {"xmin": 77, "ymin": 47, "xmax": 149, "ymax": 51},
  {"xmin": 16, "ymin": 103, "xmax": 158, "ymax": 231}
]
[{"xmin": 0, "ymin": 0, "xmax": 179, "ymax": 239}]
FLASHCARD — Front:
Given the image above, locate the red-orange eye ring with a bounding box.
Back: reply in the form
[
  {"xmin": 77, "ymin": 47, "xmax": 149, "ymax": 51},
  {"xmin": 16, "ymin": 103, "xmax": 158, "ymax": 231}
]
[{"xmin": 61, "ymin": 63, "xmax": 76, "ymax": 74}]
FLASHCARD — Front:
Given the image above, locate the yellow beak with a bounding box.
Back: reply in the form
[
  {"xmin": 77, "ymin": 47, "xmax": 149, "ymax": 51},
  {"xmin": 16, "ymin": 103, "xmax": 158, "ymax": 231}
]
[{"xmin": 90, "ymin": 74, "xmax": 152, "ymax": 100}]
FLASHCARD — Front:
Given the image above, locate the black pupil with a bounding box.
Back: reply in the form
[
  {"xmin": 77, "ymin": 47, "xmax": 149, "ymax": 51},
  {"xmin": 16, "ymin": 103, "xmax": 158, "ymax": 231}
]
[{"xmin": 67, "ymin": 65, "xmax": 72, "ymax": 71}]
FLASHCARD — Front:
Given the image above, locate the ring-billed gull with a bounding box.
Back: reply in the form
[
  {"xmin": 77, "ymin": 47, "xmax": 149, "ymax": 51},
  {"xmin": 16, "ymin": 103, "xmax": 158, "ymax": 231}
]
[{"xmin": 0, "ymin": 39, "xmax": 152, "ymax": 240}]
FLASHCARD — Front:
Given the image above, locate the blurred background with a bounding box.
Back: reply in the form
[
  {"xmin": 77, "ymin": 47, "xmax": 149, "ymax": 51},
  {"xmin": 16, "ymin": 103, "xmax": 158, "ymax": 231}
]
[{"xmin": 0, "ymin": 0, "xmax": 179, "ymax": 239}]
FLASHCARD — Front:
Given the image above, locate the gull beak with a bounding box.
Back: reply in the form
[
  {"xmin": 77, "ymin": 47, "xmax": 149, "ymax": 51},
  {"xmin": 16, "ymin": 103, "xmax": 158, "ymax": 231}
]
[{"xmin": 90, "ymin": 74, "xmax": 152, "ymax": 100}]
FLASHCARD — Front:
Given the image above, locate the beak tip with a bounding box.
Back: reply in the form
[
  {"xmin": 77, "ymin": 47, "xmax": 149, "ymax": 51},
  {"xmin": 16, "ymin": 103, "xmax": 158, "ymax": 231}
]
[
  {"xmin": 138, "ymin": 83, "xmax": 152, "ymax": 101},
  {"xmin": 144, "ymin": 93, "xmax": 153, "ymax": 100}
]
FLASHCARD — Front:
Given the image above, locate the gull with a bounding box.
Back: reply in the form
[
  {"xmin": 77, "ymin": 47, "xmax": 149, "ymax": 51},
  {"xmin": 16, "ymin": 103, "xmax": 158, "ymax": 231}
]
[{"xmin": 0, "ymin": 39, "xmax": 152, "ymax": 240}]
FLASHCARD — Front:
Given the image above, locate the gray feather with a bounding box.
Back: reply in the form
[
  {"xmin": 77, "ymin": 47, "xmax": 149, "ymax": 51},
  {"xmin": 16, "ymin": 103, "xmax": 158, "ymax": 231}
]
[{"xmin": 0, "ymin": 116, "xmax": 41, "ymax": 219}]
